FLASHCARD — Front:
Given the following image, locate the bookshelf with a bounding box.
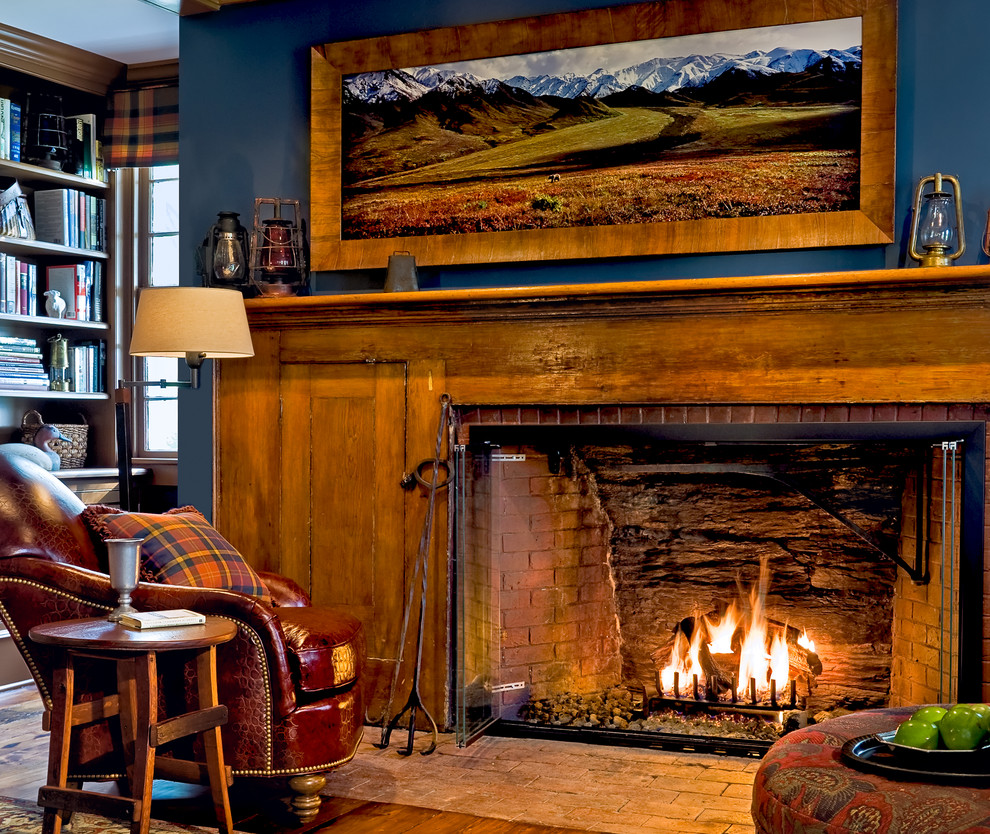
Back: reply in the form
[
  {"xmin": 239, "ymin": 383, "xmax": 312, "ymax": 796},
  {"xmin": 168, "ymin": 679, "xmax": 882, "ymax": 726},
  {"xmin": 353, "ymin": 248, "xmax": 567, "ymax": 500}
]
[{"xmin": 0, "ymin": 25, "xmax": 123, "ymax": 472}]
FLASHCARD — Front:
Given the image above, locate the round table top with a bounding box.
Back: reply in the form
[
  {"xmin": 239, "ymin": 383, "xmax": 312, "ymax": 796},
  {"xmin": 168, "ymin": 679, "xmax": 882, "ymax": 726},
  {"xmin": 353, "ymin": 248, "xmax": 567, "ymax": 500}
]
[{"xmin": 29, "ymin": 616, "xmax": 237, "ymax": 652}]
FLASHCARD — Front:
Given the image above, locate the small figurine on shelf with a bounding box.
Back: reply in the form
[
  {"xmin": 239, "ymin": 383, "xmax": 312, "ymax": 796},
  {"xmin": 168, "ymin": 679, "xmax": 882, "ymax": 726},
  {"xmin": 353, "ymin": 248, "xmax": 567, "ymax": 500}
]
[
  {"xmin": 44, "ymin": 290, "xmax": 67, "ymax": 319},
  {"xmin": 0, "ymin": 422, "xmax": 69, "ymax": 471}
]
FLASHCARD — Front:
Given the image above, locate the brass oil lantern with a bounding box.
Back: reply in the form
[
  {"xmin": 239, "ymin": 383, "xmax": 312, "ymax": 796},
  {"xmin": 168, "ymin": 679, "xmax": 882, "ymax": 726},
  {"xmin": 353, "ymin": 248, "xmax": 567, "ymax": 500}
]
[{"xmin": 908, "ymin": 173, "xmax": 965, "ymax": 267}]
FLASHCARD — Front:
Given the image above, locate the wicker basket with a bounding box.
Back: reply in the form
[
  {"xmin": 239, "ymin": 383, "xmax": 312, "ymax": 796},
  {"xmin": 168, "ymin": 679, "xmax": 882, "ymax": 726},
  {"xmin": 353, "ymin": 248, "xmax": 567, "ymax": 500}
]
[{"xmin": 20, "ymin": 409, "xmax": 88, "ymax": 469}]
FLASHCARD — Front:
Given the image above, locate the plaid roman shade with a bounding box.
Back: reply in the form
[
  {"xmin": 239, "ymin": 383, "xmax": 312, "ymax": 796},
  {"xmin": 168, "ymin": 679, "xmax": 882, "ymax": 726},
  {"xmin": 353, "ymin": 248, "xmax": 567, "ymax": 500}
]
[{"xmin": 103, "ymin": 84, "xmax": 179, "ymax": 169}]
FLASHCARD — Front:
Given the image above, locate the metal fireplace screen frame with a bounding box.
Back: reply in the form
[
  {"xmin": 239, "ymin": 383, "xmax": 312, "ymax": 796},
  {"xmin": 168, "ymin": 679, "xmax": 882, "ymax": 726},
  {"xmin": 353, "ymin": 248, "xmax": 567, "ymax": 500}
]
[{"xmin": 451, "ymin": 420, "xmax": 985, "ymax": 750}]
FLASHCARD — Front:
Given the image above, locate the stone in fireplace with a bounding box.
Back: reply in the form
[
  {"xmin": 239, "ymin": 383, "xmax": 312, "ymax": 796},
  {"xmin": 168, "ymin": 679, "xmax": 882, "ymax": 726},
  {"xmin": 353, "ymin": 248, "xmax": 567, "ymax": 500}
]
[{"xmin": 453, "ymin": 406, "xmax": 980, "ymax": 752}]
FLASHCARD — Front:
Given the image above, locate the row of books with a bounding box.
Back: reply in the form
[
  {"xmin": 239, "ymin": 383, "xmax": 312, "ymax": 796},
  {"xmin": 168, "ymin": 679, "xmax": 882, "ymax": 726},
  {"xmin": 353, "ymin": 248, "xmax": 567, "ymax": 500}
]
[
  {"xmin": 0, "ymin": 335, "xmax": 47, "ymax": 391},
  {"xmin": 0, "ymin": 101, "xmax": 105, "ymax": 182},
  {"xmin": 66, "ymin": 340, "xmax": 105, "ymax": 394},
  {"xmin": 0, "ymin": 259, "xmax": 104, "ymax": 321},
  {"xmin": 33, "ymin": 188, "xmax": 106, "ymax": 252},
  {"xmin": 0, "ymin": 256, "xmax": 37, "ymax": 317},
  {"xmin": 46, "ymin": 262, "xmax": 103, "ymax": 322}
]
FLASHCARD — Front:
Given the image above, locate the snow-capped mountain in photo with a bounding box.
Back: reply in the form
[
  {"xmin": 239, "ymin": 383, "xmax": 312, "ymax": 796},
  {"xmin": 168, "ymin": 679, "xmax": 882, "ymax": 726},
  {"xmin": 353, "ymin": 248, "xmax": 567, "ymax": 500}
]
[{"xmin": 344, "ymin": 45, "xmax": 861, "ymax": 104}]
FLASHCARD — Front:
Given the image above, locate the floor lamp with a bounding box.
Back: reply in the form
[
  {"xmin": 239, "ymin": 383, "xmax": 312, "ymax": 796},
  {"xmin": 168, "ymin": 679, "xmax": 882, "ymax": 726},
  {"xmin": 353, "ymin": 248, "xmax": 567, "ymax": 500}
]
[{"xmin": 117, "ymin": 287, "xmax": 255, "ymax": 510}]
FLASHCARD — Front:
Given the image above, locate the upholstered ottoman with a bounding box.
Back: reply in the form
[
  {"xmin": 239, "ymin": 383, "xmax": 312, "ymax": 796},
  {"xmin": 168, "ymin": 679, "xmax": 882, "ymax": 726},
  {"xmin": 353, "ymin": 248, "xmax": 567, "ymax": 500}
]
[{"xmin": 752, "ymin": 707, "xmax": 990, "ymax": 833}]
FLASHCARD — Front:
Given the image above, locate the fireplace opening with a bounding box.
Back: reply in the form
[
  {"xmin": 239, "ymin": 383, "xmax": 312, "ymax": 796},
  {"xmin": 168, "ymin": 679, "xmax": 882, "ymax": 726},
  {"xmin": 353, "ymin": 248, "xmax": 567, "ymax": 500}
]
[{"xmin": 452, "ymin": 418, "xmax": 984, "ymax": 756}]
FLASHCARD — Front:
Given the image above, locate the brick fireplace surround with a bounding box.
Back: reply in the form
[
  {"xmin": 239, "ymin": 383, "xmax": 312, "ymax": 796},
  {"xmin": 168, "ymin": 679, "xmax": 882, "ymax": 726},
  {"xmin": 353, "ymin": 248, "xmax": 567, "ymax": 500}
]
[{"xmin": 217, "ymin": 265, "xmax": 990, "ymax": 727}]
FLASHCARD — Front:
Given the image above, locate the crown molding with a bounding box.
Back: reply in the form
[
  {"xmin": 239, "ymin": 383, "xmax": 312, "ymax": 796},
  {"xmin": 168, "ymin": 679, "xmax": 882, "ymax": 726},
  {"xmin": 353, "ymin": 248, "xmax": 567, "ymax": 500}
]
[
  {"xmin": 182, "ymin": 0, "xmax": 222, "ymax": 13},
  {"xmin": 0, "ymin": 22, "xmax": 124, "ymax": 95},
  {"xmin": 126, "ymin": 59, "xmax": 180, "ymax": 86}
]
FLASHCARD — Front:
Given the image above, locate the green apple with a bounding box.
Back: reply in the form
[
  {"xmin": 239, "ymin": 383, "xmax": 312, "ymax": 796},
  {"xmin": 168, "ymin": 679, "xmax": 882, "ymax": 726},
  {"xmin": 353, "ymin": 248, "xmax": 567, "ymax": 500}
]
[
  {"xmin": 963, "ymin": 703, "xmax": 990, "ymax": 733},
  {"xmin": 893, "ymin": 718, "xmax": 940, "ymax": 749},
  {"xmin": 939, "ymin": 705, "xmax": 987, "ymax": 750},
  {"xmin": 911, "ymin": 706, "xmax": 948, "ymax": 727}
]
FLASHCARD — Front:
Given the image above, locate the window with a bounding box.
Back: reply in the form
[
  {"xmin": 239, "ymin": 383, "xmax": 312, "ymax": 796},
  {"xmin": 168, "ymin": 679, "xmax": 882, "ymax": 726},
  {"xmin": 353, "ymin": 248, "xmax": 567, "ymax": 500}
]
[{"xmin": 123, "ymin": 165, "xmax": 179, "ymax": 457}]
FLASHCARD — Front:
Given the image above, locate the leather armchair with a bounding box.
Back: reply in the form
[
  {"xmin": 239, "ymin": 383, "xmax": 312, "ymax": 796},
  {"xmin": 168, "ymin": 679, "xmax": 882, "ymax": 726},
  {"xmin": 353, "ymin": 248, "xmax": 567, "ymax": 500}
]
[{"xmin": 0, "ymin": 453, "xmax": 364, "ymax": 820}]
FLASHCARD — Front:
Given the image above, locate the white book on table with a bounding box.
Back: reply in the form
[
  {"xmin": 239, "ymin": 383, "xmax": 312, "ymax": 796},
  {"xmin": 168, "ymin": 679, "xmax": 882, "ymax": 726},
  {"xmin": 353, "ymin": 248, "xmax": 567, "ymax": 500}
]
[{"xmin": 118, "ymin": 609, "xmax": 206, "ymax": 630}]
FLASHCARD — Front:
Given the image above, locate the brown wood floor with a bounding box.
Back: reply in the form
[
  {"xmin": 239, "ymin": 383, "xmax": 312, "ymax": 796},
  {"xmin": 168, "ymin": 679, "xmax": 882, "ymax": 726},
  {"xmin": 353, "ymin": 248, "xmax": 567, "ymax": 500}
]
[{"xmin": 0, "ymin": 684, "xmax": 584, "ymax": 833}]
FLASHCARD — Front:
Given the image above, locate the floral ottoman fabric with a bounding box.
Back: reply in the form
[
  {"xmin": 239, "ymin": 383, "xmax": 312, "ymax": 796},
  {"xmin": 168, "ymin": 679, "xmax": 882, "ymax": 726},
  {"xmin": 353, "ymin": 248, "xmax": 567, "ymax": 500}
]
[{"xmin": 752, "ymin": 707, "xmax": 990, "ymax": 833}]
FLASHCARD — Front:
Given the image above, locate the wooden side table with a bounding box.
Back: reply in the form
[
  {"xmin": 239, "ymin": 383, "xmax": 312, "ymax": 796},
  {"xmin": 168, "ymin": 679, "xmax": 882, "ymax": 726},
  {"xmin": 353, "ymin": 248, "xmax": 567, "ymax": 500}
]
[{"xmin": 29, "ymin": 616, "xmax": 237, "ymax": 834}]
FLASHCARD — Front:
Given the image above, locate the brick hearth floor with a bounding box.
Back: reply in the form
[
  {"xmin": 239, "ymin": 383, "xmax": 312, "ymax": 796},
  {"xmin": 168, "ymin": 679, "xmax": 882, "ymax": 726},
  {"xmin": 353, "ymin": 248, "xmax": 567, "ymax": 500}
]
[
  {"xmin": 0, "ymin": 685, "xmax": 757, "ymax": 833},
  {"xmin": 326, "ymin": 727, "xmax": 759, "ymax": 834}
]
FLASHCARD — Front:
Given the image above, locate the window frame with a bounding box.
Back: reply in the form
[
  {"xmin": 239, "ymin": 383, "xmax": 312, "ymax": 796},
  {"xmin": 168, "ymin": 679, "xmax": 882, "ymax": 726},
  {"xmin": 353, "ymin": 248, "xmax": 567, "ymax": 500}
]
[{"xmin": 117, "ymin": 165, "xmax": 180, "ymax": 463}]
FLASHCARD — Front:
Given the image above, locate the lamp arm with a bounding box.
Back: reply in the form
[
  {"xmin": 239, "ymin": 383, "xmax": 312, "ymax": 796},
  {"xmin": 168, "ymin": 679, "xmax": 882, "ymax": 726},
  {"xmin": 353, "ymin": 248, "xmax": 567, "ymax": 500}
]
[{"xmin": 118, "ymin": 352, "xmax": 207, "ymax": 390}]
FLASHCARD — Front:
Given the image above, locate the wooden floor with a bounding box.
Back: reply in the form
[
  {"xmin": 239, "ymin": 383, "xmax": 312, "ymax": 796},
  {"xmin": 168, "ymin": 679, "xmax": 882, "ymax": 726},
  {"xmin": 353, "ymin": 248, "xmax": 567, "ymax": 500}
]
[{"xmin": 0, "ymin": 684, "xmax": 585, "ymax": 833}]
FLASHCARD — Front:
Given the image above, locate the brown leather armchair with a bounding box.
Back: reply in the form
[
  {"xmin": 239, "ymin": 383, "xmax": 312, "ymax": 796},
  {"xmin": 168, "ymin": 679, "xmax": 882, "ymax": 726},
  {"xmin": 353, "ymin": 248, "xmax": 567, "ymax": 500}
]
[{"xmin": 0, "ymin": 453, "xmax": 364, "ymax": 820}]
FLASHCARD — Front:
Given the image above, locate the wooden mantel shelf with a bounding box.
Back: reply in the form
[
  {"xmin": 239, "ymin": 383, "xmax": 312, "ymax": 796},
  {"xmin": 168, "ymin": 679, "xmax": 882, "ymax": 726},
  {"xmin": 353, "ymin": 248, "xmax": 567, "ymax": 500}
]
[{"xmin": 244, "ymin": 265, "xmax": 990, "ymax": 327}]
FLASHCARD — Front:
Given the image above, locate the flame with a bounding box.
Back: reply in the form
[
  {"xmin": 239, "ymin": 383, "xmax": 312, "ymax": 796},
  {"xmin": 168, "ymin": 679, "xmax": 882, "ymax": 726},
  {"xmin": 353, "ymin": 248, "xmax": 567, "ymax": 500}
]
[
  {"xmin": 659, "ymin": 556, "xmax": 808, "ymax": 703},
  {"xmin": 797, "ymin": 630, "xmax": 816, "ymax": 654},
  {"xmin": 769, "ymin": 630, "xmax": 790, "ymax": 689},
  {"xmin": 737, "ymin": 613, "xmax": 769, "ymax": 696},
  {"xmin": 659, "ymin": 622, "xmax": 707, "ymax": 695},
  {"xmin": 705, "ymin": 605, "xmax": 739, "ymax": 654},
  {"xmin": 685, "ymin": 620, "xmax": 704, "ymax": 680},
  {"xmin": 657, "ymin": 559, "xmax": 810, "ymax": 704},
  {"xmin": 660, "ymin": 628, "xmax": 687, "ymax": 694}
]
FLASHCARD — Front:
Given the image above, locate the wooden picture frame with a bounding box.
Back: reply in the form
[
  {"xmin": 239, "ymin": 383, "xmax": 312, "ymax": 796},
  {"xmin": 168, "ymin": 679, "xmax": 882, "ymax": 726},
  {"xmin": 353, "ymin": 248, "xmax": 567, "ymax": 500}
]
[{"xmin": 310, "ymin": 0, "xmax": 896, "ymax": 270}]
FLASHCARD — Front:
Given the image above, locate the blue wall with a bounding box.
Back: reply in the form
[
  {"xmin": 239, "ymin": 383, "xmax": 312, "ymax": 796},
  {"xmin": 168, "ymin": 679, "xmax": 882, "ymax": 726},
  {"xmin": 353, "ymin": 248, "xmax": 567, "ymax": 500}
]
[{"xmin": 178, "ymin": 0, "xmax": 990, "ymax": 509}]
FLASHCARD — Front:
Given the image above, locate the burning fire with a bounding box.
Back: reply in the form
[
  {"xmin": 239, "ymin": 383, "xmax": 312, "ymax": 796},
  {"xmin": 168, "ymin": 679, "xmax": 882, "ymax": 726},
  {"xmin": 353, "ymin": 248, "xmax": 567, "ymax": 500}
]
[{"xmin": 659, "ymin": 557, "xmax": 810, "ymax": 703}]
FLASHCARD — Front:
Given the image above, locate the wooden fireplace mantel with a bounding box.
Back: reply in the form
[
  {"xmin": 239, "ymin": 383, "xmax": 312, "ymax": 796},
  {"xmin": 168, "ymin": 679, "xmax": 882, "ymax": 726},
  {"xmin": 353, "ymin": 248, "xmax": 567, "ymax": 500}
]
[
  {"xmin": 216, "ymin": 265, "xmax": 990, "ymax": 726},
  {"xmin": 240, "ymin": 264, "xmax": 990, "ymax": 406},
  {"xmin": 246, "ymin": 264, "xmax": 990, "ymax": 325}
]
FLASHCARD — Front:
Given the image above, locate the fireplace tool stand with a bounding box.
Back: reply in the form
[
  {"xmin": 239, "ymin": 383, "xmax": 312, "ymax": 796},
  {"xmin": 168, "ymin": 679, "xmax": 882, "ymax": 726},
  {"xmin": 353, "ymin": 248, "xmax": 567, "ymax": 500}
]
[{"xmin": 376, "ymin": 394, "xmax": 451, "ymax": 756}]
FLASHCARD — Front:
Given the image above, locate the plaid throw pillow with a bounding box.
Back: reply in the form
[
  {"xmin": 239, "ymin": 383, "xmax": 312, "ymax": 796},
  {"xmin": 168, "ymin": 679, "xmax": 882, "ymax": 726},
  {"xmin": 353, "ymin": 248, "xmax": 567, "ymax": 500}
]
[{"xmin": 83, "ymin": 505, "xmax": 268, "ymax": 599}]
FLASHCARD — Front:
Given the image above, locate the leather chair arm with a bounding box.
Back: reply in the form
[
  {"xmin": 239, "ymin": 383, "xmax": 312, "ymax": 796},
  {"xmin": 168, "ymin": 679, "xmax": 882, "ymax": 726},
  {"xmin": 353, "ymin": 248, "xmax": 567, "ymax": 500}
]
[
  {"xmin": 256, "ymin": 570, "xmax": 311, "ymax": 607},
  {"xmin": 1, "ymin": 556, "xmax": 302, "ymax": 717}
]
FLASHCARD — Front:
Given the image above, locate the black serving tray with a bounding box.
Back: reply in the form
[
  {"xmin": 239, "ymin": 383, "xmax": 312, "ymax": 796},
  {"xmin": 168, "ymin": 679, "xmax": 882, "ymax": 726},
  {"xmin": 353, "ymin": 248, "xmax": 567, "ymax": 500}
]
[{"xmin": 841, "ymin": 731, "xmax": 990, "ymax": 785}]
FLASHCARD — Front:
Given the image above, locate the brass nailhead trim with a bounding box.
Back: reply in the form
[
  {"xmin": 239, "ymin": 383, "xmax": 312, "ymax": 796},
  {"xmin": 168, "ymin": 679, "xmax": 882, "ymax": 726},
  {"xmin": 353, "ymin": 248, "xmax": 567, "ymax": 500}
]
[{"xmin": 0, "ymin": 578, "xmax": 112, "ymax": 708}]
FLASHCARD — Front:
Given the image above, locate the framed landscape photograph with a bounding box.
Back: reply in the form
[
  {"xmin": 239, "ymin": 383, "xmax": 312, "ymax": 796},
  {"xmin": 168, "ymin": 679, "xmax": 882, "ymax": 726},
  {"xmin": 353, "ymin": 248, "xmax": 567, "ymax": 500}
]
[{"xmin": 310, "ymin": 0, "xmax": 895, "ymax": 270}]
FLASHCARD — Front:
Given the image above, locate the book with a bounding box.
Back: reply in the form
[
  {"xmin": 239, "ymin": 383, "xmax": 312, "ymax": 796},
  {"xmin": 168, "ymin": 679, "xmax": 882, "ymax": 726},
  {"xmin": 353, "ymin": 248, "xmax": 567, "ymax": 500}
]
[
  {"xmin": 10, "ymin": 102, "xmax": 21, "ymax": 162},
  {"xmin": 76, "ymin": 260, "xmax": 88, "ymax": 320},
  {"xmin": 118, "ymin": 609, "xmax": 207, "ymax": 630},
  {"xmin": 33, "ymin": 189, "xmax": 71, "ymax": 247},
  {"xmin": 0, "ymin": 98, "xmax": 8, "ymax": 160},
  {"xmin": 4, "ymin": 255, "xmax": 15, "ymax": 313}
]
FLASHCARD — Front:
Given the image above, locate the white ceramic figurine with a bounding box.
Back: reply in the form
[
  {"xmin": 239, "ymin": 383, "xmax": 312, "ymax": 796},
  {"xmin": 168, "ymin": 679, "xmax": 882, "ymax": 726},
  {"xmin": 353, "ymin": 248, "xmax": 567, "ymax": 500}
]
[{"xmin": 44, "ymin": 290, "xmax": 67, "ymax": 319}]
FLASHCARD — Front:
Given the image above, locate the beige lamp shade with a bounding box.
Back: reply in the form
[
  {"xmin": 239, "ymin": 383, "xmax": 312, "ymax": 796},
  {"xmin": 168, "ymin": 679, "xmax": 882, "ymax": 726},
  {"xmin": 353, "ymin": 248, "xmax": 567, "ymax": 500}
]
[{"xmin": 129, "ymin": 287, "xmax": 254, "ymax": 359}]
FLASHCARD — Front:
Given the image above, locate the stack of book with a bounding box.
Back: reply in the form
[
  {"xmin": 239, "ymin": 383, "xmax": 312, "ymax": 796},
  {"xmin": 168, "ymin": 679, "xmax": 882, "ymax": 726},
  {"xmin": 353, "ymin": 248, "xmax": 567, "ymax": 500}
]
[{"xmin": 0, "ymin": 335, "xmax": 48, "ymax": 391}]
